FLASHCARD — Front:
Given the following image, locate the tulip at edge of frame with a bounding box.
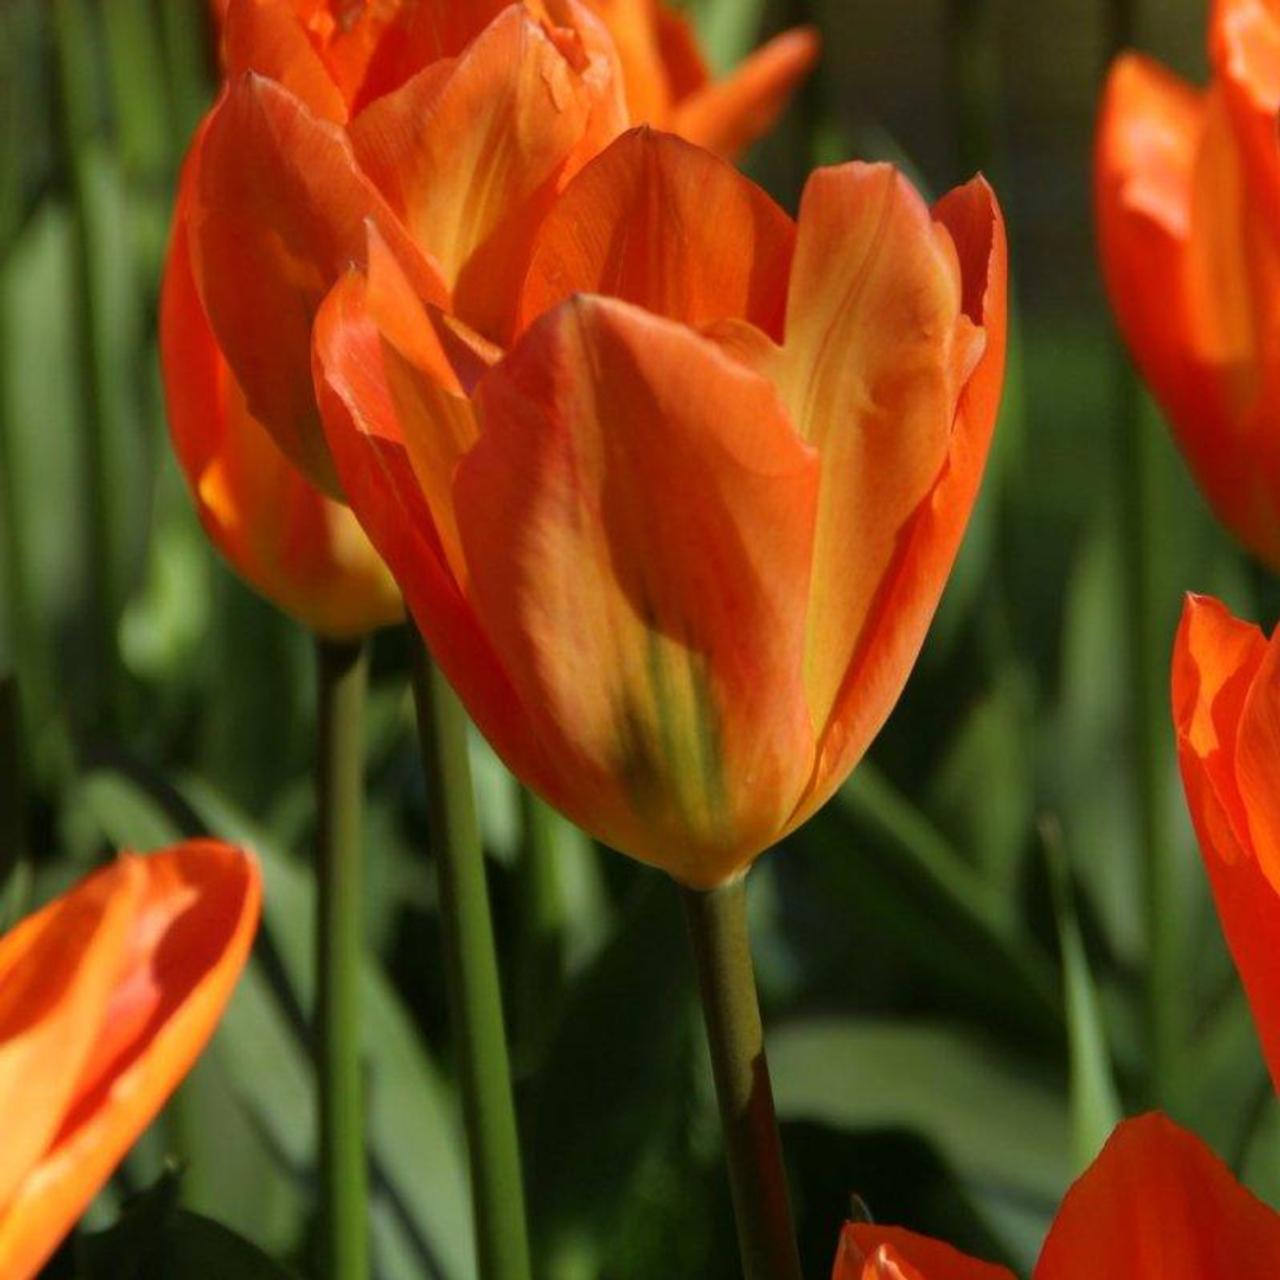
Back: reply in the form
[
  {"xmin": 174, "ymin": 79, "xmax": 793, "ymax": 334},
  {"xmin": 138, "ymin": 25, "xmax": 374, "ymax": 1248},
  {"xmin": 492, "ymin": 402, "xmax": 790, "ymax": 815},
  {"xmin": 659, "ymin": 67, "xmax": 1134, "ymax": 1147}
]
[
  {"xmin": 831, "ymin": 1114, "xmax": 1280, "ymax": 1279},
  {"xmin": 1094, "ymin": 0, "xmax": 1280, "ymax": 573},
  {"xmin": 1172, "ymin": 591, "xmax": 1280, "ymax": 1097},
  {"xmin": 0, "ymin": 840, "xmax": 261, "ymax": 1280}
]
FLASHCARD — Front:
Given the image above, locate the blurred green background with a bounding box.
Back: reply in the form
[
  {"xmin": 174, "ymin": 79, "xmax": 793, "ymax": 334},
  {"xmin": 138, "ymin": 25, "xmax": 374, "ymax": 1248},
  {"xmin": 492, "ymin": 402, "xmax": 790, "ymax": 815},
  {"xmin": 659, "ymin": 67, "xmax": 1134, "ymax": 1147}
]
[{"xmin": 0, "ymin": 0, "xmax": 1271, "ymax": 1276}]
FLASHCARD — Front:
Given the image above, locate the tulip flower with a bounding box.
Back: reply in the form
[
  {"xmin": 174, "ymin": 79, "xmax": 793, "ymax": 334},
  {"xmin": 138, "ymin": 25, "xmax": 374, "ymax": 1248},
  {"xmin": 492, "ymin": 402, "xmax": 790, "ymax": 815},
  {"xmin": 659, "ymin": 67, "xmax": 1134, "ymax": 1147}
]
[
  {"xmin": 1173, "ymin": 592, "xmax": 1280, "ymax": 1092},
  {"xmin": 162, "ymin": 154, "xmax": 403, "ymax": 639},
  {"xmin": 182, "ymin": 0, "xmax": 813, "ymax": 497},
  {"xmin": 833, "ymin": 1113, "xmax": 1280, "ymax": 1279},
  {"xmin": 1095, "ymin": 3, "xmax": 1280, "ymax": 570},
  {"xmin": 312, "ymin": 127, "xmax": 1007, "ymax": 887},
  {"xmin": 0, "ymin": 841, "xmax": 261, "ymax": 1280}
]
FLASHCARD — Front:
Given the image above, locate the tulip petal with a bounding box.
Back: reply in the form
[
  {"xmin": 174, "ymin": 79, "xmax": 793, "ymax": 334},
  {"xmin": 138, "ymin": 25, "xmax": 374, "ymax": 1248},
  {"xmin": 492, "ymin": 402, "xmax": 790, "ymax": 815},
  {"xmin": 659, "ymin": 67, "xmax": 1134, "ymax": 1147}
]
[
  {"xmin": 0, "ymin": 843, "xmax": 260, "ymax": 1280},
  {"xmin": 1036, "ymin": 1114, "xmax": 1280, "ymax": 1278},
  {"xmin": 0, "ymin": 862, "xmax": 140, "ymax": 1214},
  {"xmin": 455, "ymin": 296, "xmax": 818, "ymax": 885},
  {"xmin": 519, "ymin": 127, "xmax": 795, "ymax": 339},
  {"xmin": 1172, "ymin": 594, "xmax": 1280, "ymax": 1091},
  {"xmin": 833, "ymin": 1225, "xmax": 1014, "ymax": 1280},
  {"xmin": 1234, "ymin": 619, "xmax": 1280, "ymax": 887},
  {"xmin": 350, "ymin": 0, "xmax": 513, "ymax": 110},
  {"xmin": 771, "ymin": 162, "xmax": 986, "ymax": 742},
  {"xmin": 162, "ymin": 151, "xmax": 402, "ymax": 639},
  {"xmin": 313, "ymin": 262, "xmax": 558, "ymax": 802},
  {"xmin": 788, "ymin": 176, "xmax": 1006, "ymax": 831},
  {"xmin": 1211, "ymin": 0, "xmax": 1280, "ymax": 235},
  {"xmin": 348, "ymin": 4, "xmax": 623, "ymax": 341},
  {"xmin": 191, "ymin": 72, "xmax": 447, "ymax": 494},
  {"xmin": 579, "ymin": 0, "xmax": 678, "ymax": 121},
  {"xmin": 221, "ymin": 0, "xmax": 348, "ymax": 122},
  {"xmin": 672, "ymin": 27, "xmax": 820, "ymax": 159}
]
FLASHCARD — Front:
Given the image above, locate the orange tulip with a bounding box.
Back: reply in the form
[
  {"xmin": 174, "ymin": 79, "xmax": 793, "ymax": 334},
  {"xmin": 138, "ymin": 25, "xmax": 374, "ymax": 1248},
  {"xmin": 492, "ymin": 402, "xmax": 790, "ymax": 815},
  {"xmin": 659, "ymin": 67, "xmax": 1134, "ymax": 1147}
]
[
  {"xmin": 1173, "ymin": 592, "xmax": 1280, "ymax": 1092},
  {"xmin": 1095, "ymin": 3, "xmax": 1280, "ymax": 570},
  {"xmin": 0, "ymin": 840, "xmax": 261, "ymax": 1280},
  {"xmin": 181, "ymin": 1, "xmax": 813, "ymax": 496},
  {"xmin": 833, "ymin": 1114, "xmax": 1280, "ymax": 1279},
  {"xmin": 311, "ymin": 128, "xmax": 1007, "ymax": 887},
  {"xmin": 206, "ymin": 0, "xmax": 818, "ymax": 158},
  {"xmin": 162, "ymin": 149, "xmax": 403, "ymax": 639}
]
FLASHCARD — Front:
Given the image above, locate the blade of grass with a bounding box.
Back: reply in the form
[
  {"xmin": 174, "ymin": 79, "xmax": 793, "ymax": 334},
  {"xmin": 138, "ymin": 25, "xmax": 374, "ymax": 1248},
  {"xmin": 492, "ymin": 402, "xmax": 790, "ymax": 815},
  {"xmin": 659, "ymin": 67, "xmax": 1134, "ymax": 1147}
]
[{"xmin": 1042, "ymin": 817, "xmax": 1122, "ymax": 1171}]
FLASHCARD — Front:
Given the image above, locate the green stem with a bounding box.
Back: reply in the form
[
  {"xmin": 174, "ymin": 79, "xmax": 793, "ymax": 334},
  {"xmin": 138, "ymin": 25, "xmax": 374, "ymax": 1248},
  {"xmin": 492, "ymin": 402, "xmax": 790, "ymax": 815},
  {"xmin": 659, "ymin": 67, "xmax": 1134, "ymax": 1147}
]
[
  {"xmin": 682, "ymin": 877, "xmax": 801, "ymax": 1280},
  {"xmin": 315, "ymin": 637, "xmax": 371, "ymax": 1280},
  {"xmin": 513, "ymin": 786, "xmax": 564, "ymax": 1062},
  {"xmin": 52, "ymin": 0, "xmax": 117, "ymax": 727},
  {"xmin": 409, "ymin": 642, "xmax": 532, "ymax": 1280}
]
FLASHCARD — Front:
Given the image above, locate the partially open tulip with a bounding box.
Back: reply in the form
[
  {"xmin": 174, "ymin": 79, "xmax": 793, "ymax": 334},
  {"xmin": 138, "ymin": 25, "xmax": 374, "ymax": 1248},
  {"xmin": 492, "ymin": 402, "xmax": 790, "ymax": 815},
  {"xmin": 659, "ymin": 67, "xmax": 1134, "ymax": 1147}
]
[
  {"xmin": 1096, "ymin": 3, "xmax": 1280, "ymax": 570},
  {"xmin": 1173, "ymin": 592, "xmax": 1280, "ymax": 1092},
  {"xmin": 833, "ymin": 1114, "xmax": 1280, "ymax": 1278},
  {"xmin": 162, "ymin": 151, "xmax": 403, "ymax": 639},
  {"xmin": 0, "ymin": 841, "xmax": 261, "ymax": 1280},
  {"xmin": 182, "ymin": 0, "xmax": 813, "ymax": 496},
  {"xmin": 312, "ymin": 128, "xmax": 1006, "ymax": 887},
  {"xmin": 206, "ymin": 0, "xmax": 817, "ymax": 159}
]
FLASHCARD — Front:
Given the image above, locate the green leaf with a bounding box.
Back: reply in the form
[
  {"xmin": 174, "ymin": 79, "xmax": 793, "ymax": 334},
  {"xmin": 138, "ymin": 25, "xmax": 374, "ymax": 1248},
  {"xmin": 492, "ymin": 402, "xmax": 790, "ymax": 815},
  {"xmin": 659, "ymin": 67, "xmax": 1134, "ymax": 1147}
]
[
  {"xmin": 179, "ymin": 777, "xmax": 476, "ymax": 1280},
  {"xmin": 1042, "ymin": 821, "xmax": 1121, "ymax": 1172},
  {"xmin": 75, "ymin": 1169, "xmax": 297, "ymax": 1280},
  {"xmin": 146, "ymin": 1211, "xmax": 298, "ymax": 1279},
  {"xmin": 770, "ymin": 1017, "xmax": 1070, "ymax": 1261},
  {"xmin": 73, "ymin": 1166, "xmax": 182, "ymax": 1279},
  {"xmin": 523, "ymin": 877, "xmax": 699, "ymax": 1271}
]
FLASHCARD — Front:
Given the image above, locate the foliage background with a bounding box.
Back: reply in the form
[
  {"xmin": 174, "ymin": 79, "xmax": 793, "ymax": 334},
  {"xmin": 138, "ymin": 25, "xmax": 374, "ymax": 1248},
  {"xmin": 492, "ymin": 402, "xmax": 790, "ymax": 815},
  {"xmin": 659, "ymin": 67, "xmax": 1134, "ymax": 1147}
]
[{"xmin": 0, "ymin": 0, "xmax": 1269, "ymax": 1276}]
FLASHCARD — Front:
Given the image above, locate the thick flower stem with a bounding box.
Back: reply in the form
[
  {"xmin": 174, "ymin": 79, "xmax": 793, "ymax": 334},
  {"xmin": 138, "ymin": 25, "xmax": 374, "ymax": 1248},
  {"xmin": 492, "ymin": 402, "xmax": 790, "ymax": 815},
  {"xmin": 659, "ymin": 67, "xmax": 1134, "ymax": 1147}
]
[
  {"xmin": 682, "ymin": 877, "xmax": 802, "ymax": 1280},
  {"xmin": 410, "ymin": 642, "xmax": 532, "ymax": 1280},
  {"xmin": 315, "ymin": 637, "xmax": 371, "ymax": 1280}
]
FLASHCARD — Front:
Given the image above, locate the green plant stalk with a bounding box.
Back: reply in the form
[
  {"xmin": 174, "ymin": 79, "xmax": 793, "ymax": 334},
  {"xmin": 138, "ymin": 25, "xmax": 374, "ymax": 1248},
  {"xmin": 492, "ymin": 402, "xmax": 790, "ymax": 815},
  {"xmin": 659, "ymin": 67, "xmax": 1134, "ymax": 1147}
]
[
  {"xmin": 682, "ymin": 876, "xmax": 802, "ymax": 1280},
  {"xmin": 410, "ymin": 642, "xmax": 532, "ymax": 1280},
  {"xmin": 513, "ymin": 785, "xmax": 564, "ymax": 1061},
  {"xmin": 315, "ymin": 638, "xmax": 371, "ymax": 1280},
  {"xmin": 52, "ymin": 0, "xmax": 117, "ymax": 725}
]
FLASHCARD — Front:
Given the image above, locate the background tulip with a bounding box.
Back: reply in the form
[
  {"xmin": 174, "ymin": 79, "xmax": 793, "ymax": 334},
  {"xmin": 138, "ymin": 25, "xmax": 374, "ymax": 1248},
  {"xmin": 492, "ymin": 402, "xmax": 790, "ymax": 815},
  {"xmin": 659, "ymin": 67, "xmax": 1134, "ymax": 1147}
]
[
  {"xmin": 161, "ymin": 153, "xmax": 402, "ymax": 640},
  {"xmin": 833, "ymin": 1114, "xmax": 1280, "ymax": 1279},
  {"xmin": 313, "ymin": 127, "xmax": 1007, "ymax": 887},
  {"xmin": 1173, "ymin": 593, "xmax": 1280, "ymax": 1094},
  {"xmin": 0, "ymin": 841, "xmax": 260, "ymax": 1280},
  {"xmin": 207, "ymin": 0, "xmax": 817, "ymax": 159},
  {"xmin": 1096, "ymin": 3, "xmax": 1280, "ymax": 571}
]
